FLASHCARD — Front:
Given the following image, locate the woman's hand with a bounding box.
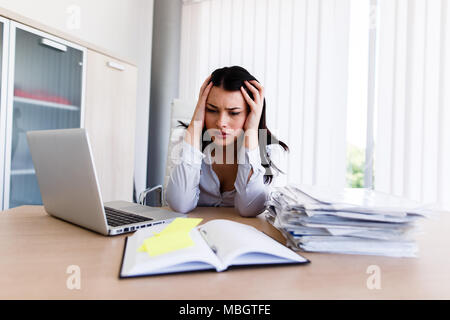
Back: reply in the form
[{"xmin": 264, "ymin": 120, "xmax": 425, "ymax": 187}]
[
  {"xmin": 185, "ymin": 75, "xmax": 213, "ymax": 150},
  {"xmin": 240, "ymin": 80, "xmax": 265, "ymax": 150}
]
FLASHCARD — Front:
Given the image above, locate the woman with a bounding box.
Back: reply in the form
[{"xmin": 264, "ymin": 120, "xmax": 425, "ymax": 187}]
[{"xmin": 165, "ymin": 66, "xmax": 289, "ymax": 217}]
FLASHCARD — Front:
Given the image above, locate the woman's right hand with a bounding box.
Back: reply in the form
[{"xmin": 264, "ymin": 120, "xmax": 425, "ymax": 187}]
[{"xmin": 185, "ymin": 75, "xmax": 213, "ymax": 150}]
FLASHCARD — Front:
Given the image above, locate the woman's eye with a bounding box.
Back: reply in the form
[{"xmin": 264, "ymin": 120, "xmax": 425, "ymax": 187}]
[{"xmin": 206, "ymin": 108, "xmax": 239, "ymax": 116}]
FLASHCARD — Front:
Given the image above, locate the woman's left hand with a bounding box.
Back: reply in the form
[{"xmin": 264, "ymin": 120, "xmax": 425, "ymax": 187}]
[
  {"xmin": 240, "ymin": 80, "xmax": 264, "ymax": 132},
  {"xmin": 240, "ymin": 80, "xmax": 264, "ymax": 150}
]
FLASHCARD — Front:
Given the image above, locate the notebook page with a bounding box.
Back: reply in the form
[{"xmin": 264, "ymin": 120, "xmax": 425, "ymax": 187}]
[
  {"xmin": 121, "ymin": 226, "xmax": 225, "ymax": 277},
  {"xmin": 200, "ymin": 220, "xmax": 307, "ymax": 268}
]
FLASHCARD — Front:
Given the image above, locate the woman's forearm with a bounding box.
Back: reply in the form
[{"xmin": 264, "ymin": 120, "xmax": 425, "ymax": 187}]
[
  {"xmin": 166, "ymin": 140, "xmax": 204, "ymax": 213},
  {"xmin": 166, "ymin": 163, "xmax": 201, "ymax": 214},
  {"xmin": 243, "ymin": 128, "xmax": 259, "ymax": 150},
  {"xmin": 234, "ymin": 147, "xmax": 267, "ymax": 217}
]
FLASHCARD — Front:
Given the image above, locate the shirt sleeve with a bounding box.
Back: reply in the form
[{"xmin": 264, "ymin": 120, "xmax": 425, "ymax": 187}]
[
  {"xmin": 265, "ymin": 144, "xmax": 288, "ymax": 188},
  {"xmin": 165, "ymin": 140, "xmax": 205, "ymax": 214},
  {"xmin": 233, "ymin": 147, "xmax": 269, "ymax": 217}
]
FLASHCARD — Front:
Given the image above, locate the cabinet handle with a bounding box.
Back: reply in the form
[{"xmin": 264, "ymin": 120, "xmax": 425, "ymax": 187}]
[
  {"xmin": 40, "ymin": 38, "xmax": 67, "ymax": 52},
  {"xmin": 107, "ymin": 61, "xmax": 125, "ymax": 71}
]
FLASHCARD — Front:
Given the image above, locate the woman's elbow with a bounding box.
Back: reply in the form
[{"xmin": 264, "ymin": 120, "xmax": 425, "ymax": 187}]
[
  {"xmin": 165, "ymin": 179, "xmax": 199, "ymax": 214},
  {"xmin": 167, "ymin": 198, "xmax": 195, "ymax": 214},
  {"xmin": 234, "ymin": 190, "xmax": 267, "ymax": 218},
  {"xmin": 234, "ymin": 196, "xmax": 267, "ymax": 217},
  {"xmin": 236, "ymin": 207, "xmax": 262, "ymax": 217},
  {"xmin": 165, "ymin": 190, "xmax": 197, "ymax": 213}
]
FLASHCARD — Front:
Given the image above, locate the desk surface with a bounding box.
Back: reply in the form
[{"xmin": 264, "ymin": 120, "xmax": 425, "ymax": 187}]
[{"xmin": 0, "ymin": 205, "xmax": 449, "ymax": 299}]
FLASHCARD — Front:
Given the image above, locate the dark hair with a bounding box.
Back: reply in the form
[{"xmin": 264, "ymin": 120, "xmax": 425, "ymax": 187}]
[{"xmin": 178, "ymin": 66, "xmax": 289, "ymax": 184}]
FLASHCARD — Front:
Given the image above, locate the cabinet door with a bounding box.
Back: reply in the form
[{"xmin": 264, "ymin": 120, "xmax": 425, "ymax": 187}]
[
  {"xmin": 3, "ymin": 22, "xmax": 85, "ymax": 209},
  {"xmin": 0, "ymin": 18, "xmax": 9, "ymax": 210},
  {"xmin": 84, "ymin": 50, "xmax": 137, "ymax": 203}
]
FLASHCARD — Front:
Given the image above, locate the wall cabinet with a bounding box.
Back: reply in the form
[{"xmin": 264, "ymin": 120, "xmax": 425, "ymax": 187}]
[
  {"xmin": 0, "ymin": 17, "xmax": 137, "ymax": 209},
  {"xmin": 0, "ymin": 21, "xmax": 85, "ymax": 209},
  {"xmin": 84, "ymin": 50, "xmax": 136, "ymax": 203}
]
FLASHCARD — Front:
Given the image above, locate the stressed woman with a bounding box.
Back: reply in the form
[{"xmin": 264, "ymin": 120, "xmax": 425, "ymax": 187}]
[{"xmin": 165, "ymin": 66, "xmax": 289, "ymax": 217}]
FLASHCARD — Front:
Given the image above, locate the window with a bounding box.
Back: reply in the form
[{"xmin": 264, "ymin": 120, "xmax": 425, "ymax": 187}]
[{"xmin": 346, "ymin": 0, "xmax": 377, "ymax": 189}]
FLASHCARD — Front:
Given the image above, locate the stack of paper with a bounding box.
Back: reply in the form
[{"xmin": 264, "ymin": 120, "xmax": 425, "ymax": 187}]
[{"xmin": 265, "ymin": 185, "xmax": 434, "ymax": 257}]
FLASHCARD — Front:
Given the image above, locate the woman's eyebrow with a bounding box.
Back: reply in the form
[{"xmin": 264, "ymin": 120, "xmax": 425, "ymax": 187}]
[{"xmin": 207, "ymin": 103, "xmax": 241, "ymax": 110}]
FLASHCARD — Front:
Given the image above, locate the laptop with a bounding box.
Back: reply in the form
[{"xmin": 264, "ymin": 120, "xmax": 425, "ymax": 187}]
[{"xmin": 26, "ymin": 128, "xmax": 184, "ymax": 236}]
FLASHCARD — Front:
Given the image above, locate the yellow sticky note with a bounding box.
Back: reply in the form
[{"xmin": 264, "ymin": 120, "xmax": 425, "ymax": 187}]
[
  {"xmin": 158, "ymin": 218, "xmax": 203, "ymax": 236},
  {"xmin": 137, "ymin": 218, "xmax": 203, "ymax": 257},
  {"xmin": 141, "ymin": 232, "xmax": 194, "ymax": 256}
]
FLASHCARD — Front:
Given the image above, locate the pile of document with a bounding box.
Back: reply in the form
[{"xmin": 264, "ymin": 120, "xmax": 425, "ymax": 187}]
[{"xmin": 265, "ymin": 185, "xmax": 434, "ymax": 257}]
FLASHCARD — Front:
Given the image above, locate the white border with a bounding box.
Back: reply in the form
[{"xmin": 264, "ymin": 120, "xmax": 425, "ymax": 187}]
[{"xmin": 3, "ymin": 21, "xmax": 86, "ymax": 209}]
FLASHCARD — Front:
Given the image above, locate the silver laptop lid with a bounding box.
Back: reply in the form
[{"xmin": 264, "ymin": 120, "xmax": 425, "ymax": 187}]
[{"xmin": 27, "ymin": 128, "xmax": 109, "ymax": 235}]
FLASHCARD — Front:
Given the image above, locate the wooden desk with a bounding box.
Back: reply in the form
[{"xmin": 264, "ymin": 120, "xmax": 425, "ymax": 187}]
[{"xmin": 0, "ymin": 205, "xmax": 449, "ymax": 299}]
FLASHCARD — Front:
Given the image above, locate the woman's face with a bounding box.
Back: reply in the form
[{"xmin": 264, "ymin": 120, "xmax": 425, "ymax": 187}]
[{"xmin": 205, "ymin": 85, "xmax": 248, "ymax": 146}]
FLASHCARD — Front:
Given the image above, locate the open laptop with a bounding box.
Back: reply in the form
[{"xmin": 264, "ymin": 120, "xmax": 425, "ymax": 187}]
[{"xmin": 26, "ymin": 128, "xmax": 184, "ymax": 236}]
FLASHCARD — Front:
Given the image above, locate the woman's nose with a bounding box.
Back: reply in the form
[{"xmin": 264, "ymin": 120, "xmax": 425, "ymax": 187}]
[{"xmin": 216, "ymin": 112, "xmax": 229, "ymax": 127}]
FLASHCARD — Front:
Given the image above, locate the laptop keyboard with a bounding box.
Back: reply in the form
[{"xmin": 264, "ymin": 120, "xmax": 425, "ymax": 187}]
[{"xmin": 104, "ymin": 207, "xmax": 153, "ymax": 227}]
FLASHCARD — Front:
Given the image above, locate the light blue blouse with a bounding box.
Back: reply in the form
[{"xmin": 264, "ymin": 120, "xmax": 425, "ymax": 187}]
[{"xmin": 165, "ymin": 140, "xmax": 286, "ymax": 217}]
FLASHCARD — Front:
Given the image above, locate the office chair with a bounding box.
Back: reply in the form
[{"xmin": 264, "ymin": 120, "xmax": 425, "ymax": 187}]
[{"xmin": 139, "ymin": 99, "xmax": 196, "ymax": 207}]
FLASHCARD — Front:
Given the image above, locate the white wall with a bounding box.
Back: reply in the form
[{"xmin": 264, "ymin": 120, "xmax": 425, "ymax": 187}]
[{"xmin": 0, "ymin": 0, "xmax": 154, "ymax": 198}]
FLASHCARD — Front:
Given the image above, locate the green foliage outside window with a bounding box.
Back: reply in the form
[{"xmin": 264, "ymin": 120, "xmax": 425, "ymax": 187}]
[{"xmin": 347, "ymin": 144, "xmax": 365, "ymax": 188}]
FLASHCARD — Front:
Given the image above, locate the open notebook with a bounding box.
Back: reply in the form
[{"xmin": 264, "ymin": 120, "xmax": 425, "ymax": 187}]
[{"xmin": 120, "ymin": 219, "xmax": 309, "ymax": 278}]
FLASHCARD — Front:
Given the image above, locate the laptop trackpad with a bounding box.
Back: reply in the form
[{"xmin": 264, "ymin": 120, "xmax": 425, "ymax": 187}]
[{"xmin": 120, "ymin": 205, "xmax": 156, "ymax": 214}]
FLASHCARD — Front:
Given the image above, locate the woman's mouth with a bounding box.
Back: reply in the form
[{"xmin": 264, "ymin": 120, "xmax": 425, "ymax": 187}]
[
  {"xmin": 210, "ymin": 129, "xmax": 232, "ymax": 141},
  {"xmin": 221, "ymin": 130, "xmax": 234, "ymax": 139}
]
